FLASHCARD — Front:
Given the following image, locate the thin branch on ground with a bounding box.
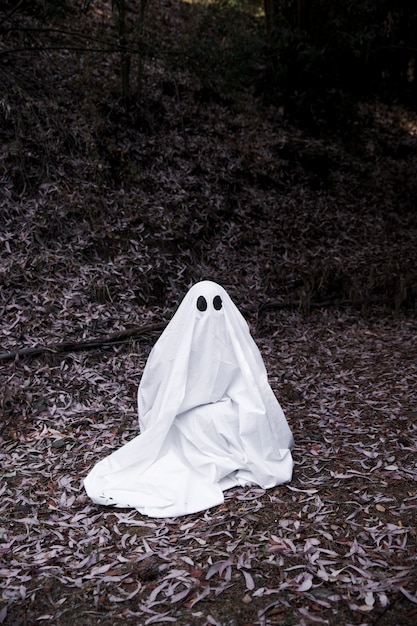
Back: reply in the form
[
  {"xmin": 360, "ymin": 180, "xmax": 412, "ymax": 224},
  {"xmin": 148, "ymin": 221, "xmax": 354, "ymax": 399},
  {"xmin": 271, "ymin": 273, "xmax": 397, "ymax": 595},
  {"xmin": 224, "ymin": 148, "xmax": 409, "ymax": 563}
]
[{"xmin": 0, "ymin": 322, "xmax": 166, "ymax": 363}]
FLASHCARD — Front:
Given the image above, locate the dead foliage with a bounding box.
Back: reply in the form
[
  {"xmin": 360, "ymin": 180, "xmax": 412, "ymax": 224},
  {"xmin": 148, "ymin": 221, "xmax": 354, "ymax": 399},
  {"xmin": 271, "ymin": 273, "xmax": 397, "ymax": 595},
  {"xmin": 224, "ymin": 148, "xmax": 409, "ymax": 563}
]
[{"xmin": 1, "ymin": 1, "xmax": 417, "ymax": 625}]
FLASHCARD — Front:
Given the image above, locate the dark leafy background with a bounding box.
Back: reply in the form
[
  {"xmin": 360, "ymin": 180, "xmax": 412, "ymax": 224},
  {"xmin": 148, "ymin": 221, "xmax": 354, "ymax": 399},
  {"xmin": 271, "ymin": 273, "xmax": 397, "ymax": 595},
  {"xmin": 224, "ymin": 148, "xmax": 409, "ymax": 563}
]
[{"xmin": 1, "ymin": 1, "xmax": 416, "ymax": 624}]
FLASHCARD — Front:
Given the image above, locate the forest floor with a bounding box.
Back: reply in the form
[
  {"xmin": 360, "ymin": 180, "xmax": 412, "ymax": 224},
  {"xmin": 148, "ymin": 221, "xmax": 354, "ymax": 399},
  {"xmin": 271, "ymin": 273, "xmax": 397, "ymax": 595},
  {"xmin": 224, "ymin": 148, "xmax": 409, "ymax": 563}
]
[{"xmin": 1, "ymin": 1, "xmax": 417, "ymax": 625}]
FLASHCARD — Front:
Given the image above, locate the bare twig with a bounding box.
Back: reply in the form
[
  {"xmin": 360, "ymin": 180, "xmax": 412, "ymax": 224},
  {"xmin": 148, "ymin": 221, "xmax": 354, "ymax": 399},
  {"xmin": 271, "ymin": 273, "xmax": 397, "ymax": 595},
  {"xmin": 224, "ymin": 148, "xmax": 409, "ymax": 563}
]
[
  {"xmin": 0, "ymin": 322, "xmax": 166, "ymax": 363},
  {"xmin": 0, "ymin": 297, "xmax": 392, "ymax": 364}
]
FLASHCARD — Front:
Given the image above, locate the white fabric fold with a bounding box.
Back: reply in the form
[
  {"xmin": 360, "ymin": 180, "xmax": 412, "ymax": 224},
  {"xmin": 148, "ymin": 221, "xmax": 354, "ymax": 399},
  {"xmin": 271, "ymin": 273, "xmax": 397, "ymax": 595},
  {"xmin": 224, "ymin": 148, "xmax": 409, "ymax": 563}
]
[{"xmin": 84, "ymin": 280, "xmax": 294, "ymax": 517}]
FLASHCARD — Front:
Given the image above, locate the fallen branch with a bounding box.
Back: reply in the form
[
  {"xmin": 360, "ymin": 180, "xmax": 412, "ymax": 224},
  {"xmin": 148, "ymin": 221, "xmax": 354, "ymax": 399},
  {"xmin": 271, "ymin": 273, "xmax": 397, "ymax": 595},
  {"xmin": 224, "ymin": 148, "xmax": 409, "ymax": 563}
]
[
  {"xmin": 0, "ymin": 322, "xmax": 166, "ymax": 363},
  {"xmin": 0, "ymin": 297, "xmax": 392, "ymax": 363}
]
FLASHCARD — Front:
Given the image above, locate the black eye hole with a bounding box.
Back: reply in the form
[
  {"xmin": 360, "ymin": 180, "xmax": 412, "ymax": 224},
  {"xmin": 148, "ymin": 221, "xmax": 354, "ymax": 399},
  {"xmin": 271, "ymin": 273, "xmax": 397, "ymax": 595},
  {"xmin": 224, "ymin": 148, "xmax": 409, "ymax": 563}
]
[
  {"xmin": 213, "ymin": 295, "xmax": 222, "ymax": 310},
  {"xmin": 197, "ymin": 295, "xmax": 207, "ymax": 311}
]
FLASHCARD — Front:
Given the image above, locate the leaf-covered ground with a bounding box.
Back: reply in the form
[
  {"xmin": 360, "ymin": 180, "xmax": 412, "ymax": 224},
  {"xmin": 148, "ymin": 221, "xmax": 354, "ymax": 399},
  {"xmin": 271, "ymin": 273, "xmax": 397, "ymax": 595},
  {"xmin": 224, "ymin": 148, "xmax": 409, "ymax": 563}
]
[{"xmin": 1, "ymin": 1, "xmax": 417, "ymax": 625}]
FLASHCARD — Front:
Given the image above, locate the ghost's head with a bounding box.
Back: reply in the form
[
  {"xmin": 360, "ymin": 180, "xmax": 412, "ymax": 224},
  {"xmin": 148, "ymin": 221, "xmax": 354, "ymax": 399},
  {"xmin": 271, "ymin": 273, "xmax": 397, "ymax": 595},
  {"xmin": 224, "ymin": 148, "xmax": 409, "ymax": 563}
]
[
  {"xmin": 168, "ymin": 281, "xmax": 243, "ymax": 408},
  {"xmin": 190, "ymin": 281, "xmax": 226, "ymax": 331},
  {"xmin": 139, "ymin": 281, "xmax": 269, "ymax": 425}
]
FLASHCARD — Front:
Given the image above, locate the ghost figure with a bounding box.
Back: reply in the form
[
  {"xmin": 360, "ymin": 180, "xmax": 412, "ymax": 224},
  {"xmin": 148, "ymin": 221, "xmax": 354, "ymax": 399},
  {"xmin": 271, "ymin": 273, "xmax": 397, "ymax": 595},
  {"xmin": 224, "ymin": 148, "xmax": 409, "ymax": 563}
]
[{"xmin": 84, "ymin": 281, "xmax": 294, "ymax": 517}]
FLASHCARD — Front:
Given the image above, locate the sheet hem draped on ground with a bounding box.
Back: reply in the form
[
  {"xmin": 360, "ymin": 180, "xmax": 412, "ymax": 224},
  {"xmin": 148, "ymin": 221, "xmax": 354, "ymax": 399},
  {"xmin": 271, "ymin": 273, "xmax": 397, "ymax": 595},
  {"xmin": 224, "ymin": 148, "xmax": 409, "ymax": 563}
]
[{"xmin": 84, "ymin": 281, "xmax": 294, "ymax": 517}]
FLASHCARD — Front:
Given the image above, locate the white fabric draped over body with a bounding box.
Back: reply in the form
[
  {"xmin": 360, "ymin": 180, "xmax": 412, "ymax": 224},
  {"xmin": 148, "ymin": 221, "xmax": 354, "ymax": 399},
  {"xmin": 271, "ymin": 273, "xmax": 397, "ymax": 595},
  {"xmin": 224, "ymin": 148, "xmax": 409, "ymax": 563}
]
[{"xmin": 84, "ymin": 281, "xmax": 294, "ymax": 517}]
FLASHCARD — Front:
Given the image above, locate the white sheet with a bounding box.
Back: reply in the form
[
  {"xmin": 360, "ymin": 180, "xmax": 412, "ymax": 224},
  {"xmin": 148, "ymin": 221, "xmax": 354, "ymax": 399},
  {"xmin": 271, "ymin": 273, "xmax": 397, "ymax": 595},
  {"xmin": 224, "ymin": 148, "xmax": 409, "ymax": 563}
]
[{"xmin": 84, "ymin": 280, "xmax": 294, "ymax": 517}]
